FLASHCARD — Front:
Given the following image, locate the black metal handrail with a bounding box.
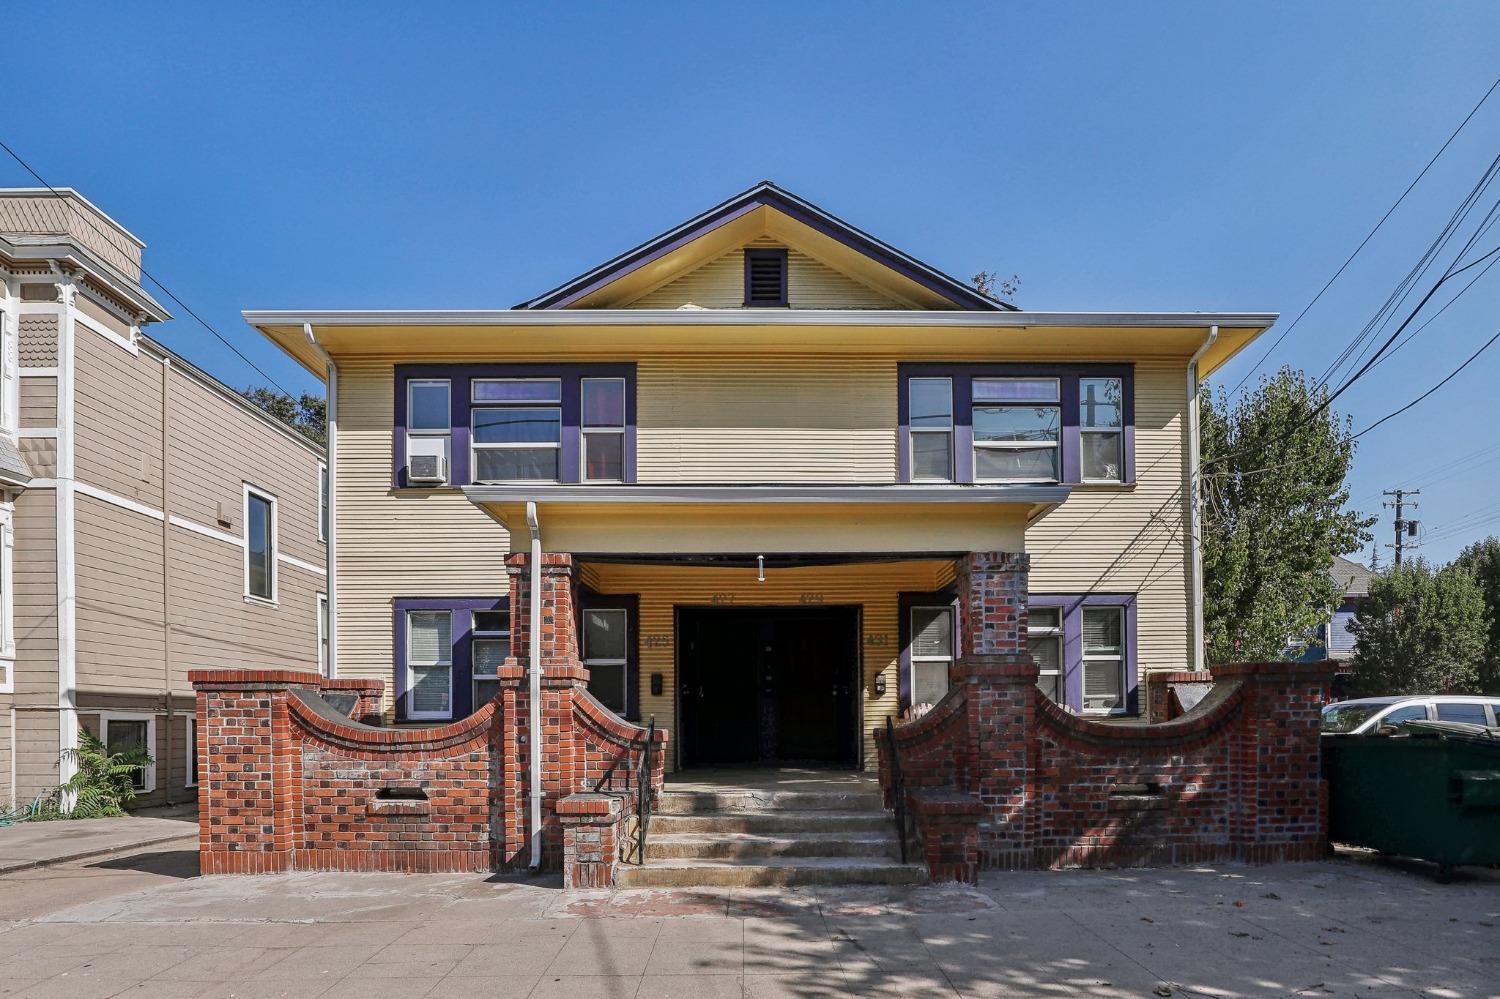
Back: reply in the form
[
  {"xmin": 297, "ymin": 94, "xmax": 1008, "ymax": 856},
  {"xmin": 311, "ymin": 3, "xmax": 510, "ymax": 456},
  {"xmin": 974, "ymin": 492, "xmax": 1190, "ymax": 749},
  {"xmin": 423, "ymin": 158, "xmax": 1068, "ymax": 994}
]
[
  {"xmin": 885, "ymin": 715, "xmax": 907, "ymax": 864},
  {"xmin": 592, "ymin": 716, "xmax": 656, "ymax": 866}
]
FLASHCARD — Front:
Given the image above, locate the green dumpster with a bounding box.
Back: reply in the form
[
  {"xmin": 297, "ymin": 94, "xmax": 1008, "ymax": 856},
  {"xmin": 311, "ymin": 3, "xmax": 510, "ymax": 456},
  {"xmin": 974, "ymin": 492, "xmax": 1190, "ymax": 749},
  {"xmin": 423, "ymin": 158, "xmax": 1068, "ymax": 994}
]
[{"xmin": 1323, "ymin": 720, "xmax": 1500, "ymax": 880}]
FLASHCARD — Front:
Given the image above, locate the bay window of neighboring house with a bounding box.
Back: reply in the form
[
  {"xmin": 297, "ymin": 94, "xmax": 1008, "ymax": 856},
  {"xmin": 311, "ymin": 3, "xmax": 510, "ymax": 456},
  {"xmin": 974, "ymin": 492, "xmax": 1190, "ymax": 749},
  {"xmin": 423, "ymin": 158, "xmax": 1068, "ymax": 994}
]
[
  {"xmin": 899, "ymin": 365, "xmax": 1133, "ymax": 486},
  {"xmin": 394, "ymin": 365, "xmax": 635, "ymax": 487},
  {"xmin": 1028, "ymin": 596, "xmax": 1137, "ymax": 715}
]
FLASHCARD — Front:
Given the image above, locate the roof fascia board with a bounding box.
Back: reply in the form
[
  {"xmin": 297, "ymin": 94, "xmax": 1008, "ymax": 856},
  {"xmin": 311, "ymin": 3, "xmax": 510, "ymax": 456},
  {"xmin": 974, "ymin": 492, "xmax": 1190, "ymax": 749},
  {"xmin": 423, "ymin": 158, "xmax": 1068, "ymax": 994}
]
[{"xmin": 249, "ymin": 309, "xmax": 1277, "ymax": 330}]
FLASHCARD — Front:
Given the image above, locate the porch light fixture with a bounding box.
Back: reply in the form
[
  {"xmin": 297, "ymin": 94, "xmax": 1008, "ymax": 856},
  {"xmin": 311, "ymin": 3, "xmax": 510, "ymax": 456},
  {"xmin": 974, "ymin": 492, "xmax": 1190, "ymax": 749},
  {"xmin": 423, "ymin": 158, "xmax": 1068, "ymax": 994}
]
[{"xmin": 757, "ymin": 554, "xmax": 765, "ymax": 583}]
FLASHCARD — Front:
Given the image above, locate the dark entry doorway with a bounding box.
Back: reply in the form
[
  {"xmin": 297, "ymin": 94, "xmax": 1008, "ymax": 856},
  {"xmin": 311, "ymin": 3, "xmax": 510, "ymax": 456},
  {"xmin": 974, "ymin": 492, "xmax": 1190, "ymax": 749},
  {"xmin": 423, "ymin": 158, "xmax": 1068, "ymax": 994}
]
[{"xmin": 677, "ymin": 607, "xmax": 860, "ymax": 769}]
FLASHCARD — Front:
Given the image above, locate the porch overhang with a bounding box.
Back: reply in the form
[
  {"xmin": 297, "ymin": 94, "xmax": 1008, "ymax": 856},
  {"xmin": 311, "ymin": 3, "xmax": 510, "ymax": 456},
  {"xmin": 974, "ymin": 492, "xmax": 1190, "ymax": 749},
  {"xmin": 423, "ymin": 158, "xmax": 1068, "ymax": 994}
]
[{"xmin": 463, "ymin": 483, "xmax": 1068, "ymax": 555}]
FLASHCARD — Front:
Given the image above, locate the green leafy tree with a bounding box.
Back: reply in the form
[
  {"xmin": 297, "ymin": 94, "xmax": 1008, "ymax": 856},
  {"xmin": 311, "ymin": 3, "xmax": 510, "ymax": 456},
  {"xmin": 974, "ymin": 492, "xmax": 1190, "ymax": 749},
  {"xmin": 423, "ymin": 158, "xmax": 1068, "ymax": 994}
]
[
  {"xmin": 1348, "ymin": 560, "xmax": 1488, "ymax": 696},
  {"xmin": 1453, "ymin": 536, "xmax": 1500, "ymax": 692},
  {"xmin": 240, "ymin": 387, "xmax": 327, "ymax": 449},
  {"xmin": 1200, "ymin": 367, "xmax": 1373, "ymax": 663},
  {"xmin": 29, "ymin": 730, "xmax": 152, "ymax": 820}
]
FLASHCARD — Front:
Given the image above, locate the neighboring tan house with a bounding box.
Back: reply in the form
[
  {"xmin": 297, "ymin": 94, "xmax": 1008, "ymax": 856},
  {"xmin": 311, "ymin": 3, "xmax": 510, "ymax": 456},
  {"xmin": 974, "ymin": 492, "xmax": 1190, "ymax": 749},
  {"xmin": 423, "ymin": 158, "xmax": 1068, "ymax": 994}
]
[
  {"xmin": 248, "ymin": 181, "xmax": 1274, "ymax": 772},
  {"xmin": 0, "ymin": 189, "xmax": 327, "ymax": 810}
]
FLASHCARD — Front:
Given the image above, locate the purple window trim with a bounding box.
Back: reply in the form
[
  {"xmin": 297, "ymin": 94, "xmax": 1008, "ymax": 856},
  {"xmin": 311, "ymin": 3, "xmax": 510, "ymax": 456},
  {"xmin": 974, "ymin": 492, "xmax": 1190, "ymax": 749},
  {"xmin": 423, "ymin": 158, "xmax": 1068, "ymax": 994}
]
[
  {"xmin": 394, "ymin": 363, "xmax": 637, "ymax": 488},
  {"xmin": 897, "ymin": 589, "xmax": 958, "ymax": 712},
  {"xmin": 577, "ymin": 591, "xmax": 641, "ymax": 721},
  {"xmin": 393, "ymin": 596, "xmax": 507, "ymax": 722},
  {"xmin": 743, "ymin": 248, "xmax": 789, "ymax": 307},
  {"xmin": 1028, "ymin": 593, "xmax": 1139, "ymax": 716},
  {"xmin": 897, "ymin": 363, "xmax": 1135, "ymax": 486}
]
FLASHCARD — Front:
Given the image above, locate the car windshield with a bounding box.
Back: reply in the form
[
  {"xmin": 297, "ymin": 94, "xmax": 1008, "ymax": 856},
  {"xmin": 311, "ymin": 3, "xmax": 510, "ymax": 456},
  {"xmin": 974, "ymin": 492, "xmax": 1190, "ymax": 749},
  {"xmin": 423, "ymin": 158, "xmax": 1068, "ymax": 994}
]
[{"xmin": 1321, "ymin": 703, "xmax": 1383, "ymax": 733}]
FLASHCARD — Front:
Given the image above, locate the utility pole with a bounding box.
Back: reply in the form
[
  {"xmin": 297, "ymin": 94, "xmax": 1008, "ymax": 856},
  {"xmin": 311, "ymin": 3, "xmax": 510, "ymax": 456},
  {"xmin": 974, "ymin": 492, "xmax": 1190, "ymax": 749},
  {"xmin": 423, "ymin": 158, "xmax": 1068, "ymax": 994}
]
[{"xmin": 1382, "ymin": 489, "xmax": 1420, "ymax": 567}]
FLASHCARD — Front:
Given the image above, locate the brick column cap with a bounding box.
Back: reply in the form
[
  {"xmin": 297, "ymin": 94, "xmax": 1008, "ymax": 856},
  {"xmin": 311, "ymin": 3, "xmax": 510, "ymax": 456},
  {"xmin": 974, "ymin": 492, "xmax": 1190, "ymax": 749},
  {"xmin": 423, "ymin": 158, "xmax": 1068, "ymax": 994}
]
[
  {"xmin": 951, "ymin": 654, "xmax": 1039, "ymax": 682},
  {"xmin": 1211, "ymin": 661, "xmax": 1336, "ymax": 680},
  {"xmin": 189, "ymin": 668, "xmax": 325, "ymax": 691},
  {"xmin": 557, "ymin": 792, "xmax": 623, "ymax": 824}
]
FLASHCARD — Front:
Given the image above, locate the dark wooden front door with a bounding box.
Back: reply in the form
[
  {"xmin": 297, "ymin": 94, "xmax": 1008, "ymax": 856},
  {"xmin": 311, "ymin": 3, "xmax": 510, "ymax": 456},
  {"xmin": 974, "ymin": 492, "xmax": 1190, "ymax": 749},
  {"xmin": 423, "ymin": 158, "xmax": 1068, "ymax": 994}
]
[{"xmin": 677, "ymin": 607, "xmax": 859, "ymax": 768}]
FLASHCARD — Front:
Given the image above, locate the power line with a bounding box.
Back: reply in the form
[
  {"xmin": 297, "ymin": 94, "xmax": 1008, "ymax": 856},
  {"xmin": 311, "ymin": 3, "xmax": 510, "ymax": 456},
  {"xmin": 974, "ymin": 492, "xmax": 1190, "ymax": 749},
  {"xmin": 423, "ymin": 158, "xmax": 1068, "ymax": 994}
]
[
  {"xmin": 1225, "ymin": 72, "xmax": 1500, "ymax": 398},
  {"xmin": 0, "ymin": 137, "xmax": 302, "ymax": 399}
]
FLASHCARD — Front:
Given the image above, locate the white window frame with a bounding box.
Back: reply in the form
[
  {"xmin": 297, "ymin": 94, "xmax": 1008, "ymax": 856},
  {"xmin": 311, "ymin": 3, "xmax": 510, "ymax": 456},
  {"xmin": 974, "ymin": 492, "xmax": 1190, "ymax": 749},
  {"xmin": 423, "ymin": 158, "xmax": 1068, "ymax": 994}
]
[
  {"xmin": 318, "ymin": 462, "xmax": 329, "ymax": 543},
  {"xmin": 242, "ymin": 483, "xmax": 278, "ymax": 605},
  {"xmin": 317, "ymin": 592, "xmax": 330, "ymax": 678},
  {"xmin": 99, "ymin": 711, "xmax": 157, "ymax": 794},
  {"xmin": 470, "ymin": 378, "xmax": 563, "ymax": 484},
  {"xmin": 0, "ymin": 499, "xmax": 13, "ymax": 693},
  {"xmin": 0, "ymin": 285, "xmax": 16, "ymax": 437},
  {"xmin": 1078, "ymin": 376, "xmax": 1124, "ymax": 484},
  {"xmin": 909, "ymin": 604, "xmax": 955, "ymax": 705},
  {"xmin": 908, "ymin": 376, "xmax": 955, "ymax": 483},
  {"xmin": 1081, "ymin": 605, "xmax": 1127, "ymax": 716},
  {"xmin": 971, "ymin": 377, "xmax": 1061, "ymax": 485},
  {"xmin": 405, "ymin": 609, "xmax": 453, "ymax": 721},
  {"xmin": 581, "ymin": 607, "xmax": 629, "ymax": 714},
  {"xmin": 579, "ymin": 377, "xmax": 626, "ymax": 484},
  {"xmin": 471, "ymin": 608, "xmax": 509, "ymax": 709},
  {"xmin": 1028, "ymin": 607, "xmax": 1063, "ymax": 704},
  {"xmin": 185, "ymin": 715, "xmax": 197, "ymax": 788},
  {"xmin": 405, "ymin": 378, "xmax": 452, "ymax": 485}
]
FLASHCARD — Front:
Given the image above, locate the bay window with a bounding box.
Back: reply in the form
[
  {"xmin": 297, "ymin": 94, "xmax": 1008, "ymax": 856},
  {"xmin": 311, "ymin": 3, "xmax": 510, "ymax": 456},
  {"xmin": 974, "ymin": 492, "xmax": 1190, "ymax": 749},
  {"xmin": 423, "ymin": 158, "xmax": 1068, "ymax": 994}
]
[{"xmin": 899, "ymin": 365, "xmax": 1133, "ymax": 485}]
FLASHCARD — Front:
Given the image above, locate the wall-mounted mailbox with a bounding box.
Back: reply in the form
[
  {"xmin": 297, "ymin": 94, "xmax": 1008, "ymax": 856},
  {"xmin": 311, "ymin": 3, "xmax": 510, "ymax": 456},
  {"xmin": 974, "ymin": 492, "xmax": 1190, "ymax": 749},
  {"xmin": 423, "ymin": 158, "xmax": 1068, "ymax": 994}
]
[{"xmin": 650, "ymin": 672, "xmax": 663, "ymax": 697}]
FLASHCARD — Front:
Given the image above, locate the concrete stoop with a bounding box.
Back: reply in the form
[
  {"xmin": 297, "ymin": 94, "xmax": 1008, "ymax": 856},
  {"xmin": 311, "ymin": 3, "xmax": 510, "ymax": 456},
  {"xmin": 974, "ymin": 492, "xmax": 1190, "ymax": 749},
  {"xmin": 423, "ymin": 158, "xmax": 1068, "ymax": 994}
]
[{"xmin": 618, "ymin": 786, "xmax": 925, "ymax": 888}]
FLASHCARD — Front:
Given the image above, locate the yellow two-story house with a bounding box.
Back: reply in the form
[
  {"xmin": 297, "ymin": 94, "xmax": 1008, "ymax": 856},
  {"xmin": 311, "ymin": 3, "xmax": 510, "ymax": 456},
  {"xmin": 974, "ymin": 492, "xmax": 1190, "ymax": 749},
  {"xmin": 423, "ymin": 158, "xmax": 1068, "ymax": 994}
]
[{"xmin": 248, "ymin": 182, "xmax": 1272, "ymax": 772}]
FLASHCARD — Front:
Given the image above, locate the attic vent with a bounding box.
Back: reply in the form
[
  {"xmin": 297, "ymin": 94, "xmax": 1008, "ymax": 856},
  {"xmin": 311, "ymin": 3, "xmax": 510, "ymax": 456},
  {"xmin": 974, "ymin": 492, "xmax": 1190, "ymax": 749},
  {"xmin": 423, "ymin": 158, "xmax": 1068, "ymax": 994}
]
[{"xmin": 744, "ymin": 249, "xmax": 788, "ymax": 307}]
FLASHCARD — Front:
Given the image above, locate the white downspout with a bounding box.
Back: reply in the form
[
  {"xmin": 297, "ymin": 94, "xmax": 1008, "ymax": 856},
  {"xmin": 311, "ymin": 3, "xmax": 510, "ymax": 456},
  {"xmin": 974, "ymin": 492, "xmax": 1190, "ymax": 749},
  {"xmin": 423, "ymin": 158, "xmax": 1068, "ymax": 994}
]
[
  {"xmin": 526, "ymin": 501, "xmax": 543, "ymax": 870},
  {"xmin": 1186, "ymin": 324, "xmax": 1218, "ymax": 673},
  {"xmin": 302, "ymin": 324, "xmax": 337, "ymax": 677}
]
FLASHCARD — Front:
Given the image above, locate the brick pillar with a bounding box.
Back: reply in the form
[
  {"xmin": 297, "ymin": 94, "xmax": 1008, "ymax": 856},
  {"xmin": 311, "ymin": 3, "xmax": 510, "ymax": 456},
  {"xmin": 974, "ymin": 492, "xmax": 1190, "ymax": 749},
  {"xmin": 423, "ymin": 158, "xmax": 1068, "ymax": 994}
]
[
  {"xmin": 557, "ymin": 793, "xmax": 622, "ymax": 888},
  {"xmin": 192, "ymin": 670, "xmax": 321, "ymax": 874},
  {"xmin": 498, "ymin": 552, "xmax": 588, "ymax": 871},
  {"xmin": 953, "ymin": 551, "xmax": 1038, "ymax": 869}
]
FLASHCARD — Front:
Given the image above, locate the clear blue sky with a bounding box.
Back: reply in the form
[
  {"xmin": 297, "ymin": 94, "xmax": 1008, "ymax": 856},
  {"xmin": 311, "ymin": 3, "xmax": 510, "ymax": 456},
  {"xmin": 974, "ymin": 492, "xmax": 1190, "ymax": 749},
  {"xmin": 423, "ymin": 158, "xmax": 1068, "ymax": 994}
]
[{"xmin": 7, "ymin": 3, "xmax": 1499, "ymax": 563}]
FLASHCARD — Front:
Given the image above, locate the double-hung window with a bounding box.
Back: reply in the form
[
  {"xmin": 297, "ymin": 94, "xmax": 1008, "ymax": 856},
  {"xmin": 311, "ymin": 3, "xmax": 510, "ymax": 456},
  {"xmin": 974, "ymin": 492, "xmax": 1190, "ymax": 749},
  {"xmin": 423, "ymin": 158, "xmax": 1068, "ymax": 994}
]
[
  {"xmin": 972, "ymin": 378, "xmax": 1060, "ymax": 482},
  {"xmin": 1079, "ymin": 377, "xmax": 1124, "ymax": 482},
  {"xmin": 244, "ymin": 486, "xmax": 277, "ymax": 603},
  {"xmin": 908, "ymin": 377, "xmax": 954, "ymax": 481},
  {"xmin": 1081, "ymin": 606, "xmax": 1126, "ymax": 713},
  {"xmin": 471, "ymin": 379, "xmax": 563, "ymax": 482},
  {"xmin": 909, "ymin": 605, "xmax": 954, "ymax": 706},
  {"xmin": 471, "ymin": 609, "xmax": 509, "ymax": 708},
  {"xmin": 1028, "ymin": 607, "xmax": 1063, "ymax": 703},
  {"xmin": 406, "ymin": 379, "xmax": 452, "ymax": 484},
  {"xmin": 406, "ymin": 610, "xmax": 453, "ymax": 720},
  {"xmin": 581, "ymin": 378, "xmax": 626, "ymax": 482},
  {"xmin": 582, "ymin": 608, "xmax": 629, "ymax": 715}
]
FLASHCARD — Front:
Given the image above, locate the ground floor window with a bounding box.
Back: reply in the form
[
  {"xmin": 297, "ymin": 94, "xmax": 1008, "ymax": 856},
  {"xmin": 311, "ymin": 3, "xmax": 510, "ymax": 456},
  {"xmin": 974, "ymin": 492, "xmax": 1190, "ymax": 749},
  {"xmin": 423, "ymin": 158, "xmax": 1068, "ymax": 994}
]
[
  {"xmin": 99, "ymin": 712, "xmax": 157, "ymax": 792},
  {"xmin": 578, "ymin": 594, "xmax": 638, "ymax": 719},
  {"xmin": 394, "ymin": 597, "xmax": 508, "ymax": 721},
  {"xmin": 1028, "ymin": 595, "xmax": 1137, "ymax": 715},
  {"xmin": 900, "ymin": 593, "xmax": 957, "ymax": 710}
]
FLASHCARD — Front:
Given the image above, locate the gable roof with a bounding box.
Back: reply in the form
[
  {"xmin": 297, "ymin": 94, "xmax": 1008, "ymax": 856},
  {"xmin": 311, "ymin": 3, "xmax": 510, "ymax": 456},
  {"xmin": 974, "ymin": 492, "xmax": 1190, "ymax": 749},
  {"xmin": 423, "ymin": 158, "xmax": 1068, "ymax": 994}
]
[
  {"xmin": 515, "ymin": 181, "xmax": 1012, "ymax": 312},
  {"xmin": 1330, "ymin": 555, "xmax": 1375, "ymax": 598}
]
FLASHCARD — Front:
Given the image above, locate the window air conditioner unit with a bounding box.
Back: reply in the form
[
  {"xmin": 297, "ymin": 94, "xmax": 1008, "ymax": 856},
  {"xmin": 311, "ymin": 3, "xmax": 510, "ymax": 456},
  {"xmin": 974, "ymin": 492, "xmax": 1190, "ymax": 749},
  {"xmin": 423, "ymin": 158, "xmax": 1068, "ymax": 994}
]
[{"xmin": 407, "ymin": 454, "xmax": 446, "ymax": 484}]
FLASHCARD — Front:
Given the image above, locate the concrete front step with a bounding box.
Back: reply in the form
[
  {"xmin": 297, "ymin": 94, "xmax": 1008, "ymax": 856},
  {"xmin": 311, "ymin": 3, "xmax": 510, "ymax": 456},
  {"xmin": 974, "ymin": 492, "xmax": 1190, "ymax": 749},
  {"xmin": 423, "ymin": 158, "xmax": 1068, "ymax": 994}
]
[
  {"xmin": 646, "ymin": 831, "xmax": 900, "ymax": 860},
  {"xmin": 618, "ymin": 856, "xmax": 926, "ymax": 888},
  {"xmin": 650, "ymin": 810, "xmax": 894, "ymax": 835},
  {"xmin": 656, "ymin": 789, "xmax": 886, "ymax": 814}
]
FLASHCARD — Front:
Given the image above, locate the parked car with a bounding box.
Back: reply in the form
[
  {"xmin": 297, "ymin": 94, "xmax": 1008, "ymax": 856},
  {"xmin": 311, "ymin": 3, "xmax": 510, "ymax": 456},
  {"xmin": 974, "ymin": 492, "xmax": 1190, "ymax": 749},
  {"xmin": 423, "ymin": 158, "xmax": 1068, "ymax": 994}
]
[{"xmin": 1321, "ymin": 696, "xmax": 1500, "ymax": 735}]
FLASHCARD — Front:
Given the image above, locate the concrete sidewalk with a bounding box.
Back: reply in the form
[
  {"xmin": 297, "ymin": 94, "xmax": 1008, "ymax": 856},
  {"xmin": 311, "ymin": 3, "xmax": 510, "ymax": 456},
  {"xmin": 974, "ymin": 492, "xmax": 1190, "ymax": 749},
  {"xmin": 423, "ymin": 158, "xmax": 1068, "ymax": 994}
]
[
  {"xmin": 0, "ymin": 807, "xmax": 196, "ymax": 874},
  {"xmin": 1, "ymin": 854, "xmax": 1496, "ymax": 997}
]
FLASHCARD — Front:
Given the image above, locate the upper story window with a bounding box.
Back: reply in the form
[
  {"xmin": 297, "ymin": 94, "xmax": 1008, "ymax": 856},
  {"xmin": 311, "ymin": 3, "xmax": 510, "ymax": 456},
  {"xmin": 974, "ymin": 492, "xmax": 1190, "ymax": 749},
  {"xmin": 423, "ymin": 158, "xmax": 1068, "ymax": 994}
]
[
  {"xmin": 243, "ymin": 485, "xmax": 277, "ymax": 603},
  {"xmin": 395, "ymin": 365, "xmax": 635, "ymax": 488},
  {"xmin": 743, "ymin": 248, "xmax": 788, "ymax": 307},
  {"xmin": 899, "ymin": 364, "xmax": 1133, "ymax": 486}
]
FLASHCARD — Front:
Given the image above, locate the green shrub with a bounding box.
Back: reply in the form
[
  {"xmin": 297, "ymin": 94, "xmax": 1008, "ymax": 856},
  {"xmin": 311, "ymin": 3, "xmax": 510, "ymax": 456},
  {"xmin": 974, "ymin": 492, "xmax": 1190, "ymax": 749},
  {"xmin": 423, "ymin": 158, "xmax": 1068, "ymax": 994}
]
[{"xmin": 28, "ymin": 730, "xmax": 152, "ymax": 820}]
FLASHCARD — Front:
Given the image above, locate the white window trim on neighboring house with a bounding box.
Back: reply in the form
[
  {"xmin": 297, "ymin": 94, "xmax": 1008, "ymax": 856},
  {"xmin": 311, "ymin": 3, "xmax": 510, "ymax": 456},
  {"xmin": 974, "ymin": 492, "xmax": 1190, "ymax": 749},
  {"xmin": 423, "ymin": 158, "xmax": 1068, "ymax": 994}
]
[
  {"xmin": 318, "ymin": 462, "xmax": 329, "ymax": 543},
  {"xmin": 0, "ymin": 284, "xmax": 17, "ymax": 437},
  {"xmin": 185, "ymin": 715, "xmax": 197, "ymax": 788},
  {"xmin": 242, "ymin": 483, "xmax": 278, "ymax": 605},
  {"xmin": 405, "ymin": 609, "xmax": 453, "ymax": 721},
  {"xmin": 0, "ymin": 499, "xmax": 13, "ymax": 693},
  {"xmin": 98, "ymin": 711, "xmax": 157, "ymax": 794},
  {"xmin": 317, "ymin": 592, "xmax": 329, "ymax": 677}
]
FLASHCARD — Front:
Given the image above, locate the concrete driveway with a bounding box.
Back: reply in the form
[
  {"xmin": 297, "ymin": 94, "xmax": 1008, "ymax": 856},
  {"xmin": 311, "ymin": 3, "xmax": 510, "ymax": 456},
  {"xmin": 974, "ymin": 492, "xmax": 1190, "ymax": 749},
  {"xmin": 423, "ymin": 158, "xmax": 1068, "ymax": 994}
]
[{"xmin": 0, "ymin": 849, "xmax": 1495, "ymax": 998}]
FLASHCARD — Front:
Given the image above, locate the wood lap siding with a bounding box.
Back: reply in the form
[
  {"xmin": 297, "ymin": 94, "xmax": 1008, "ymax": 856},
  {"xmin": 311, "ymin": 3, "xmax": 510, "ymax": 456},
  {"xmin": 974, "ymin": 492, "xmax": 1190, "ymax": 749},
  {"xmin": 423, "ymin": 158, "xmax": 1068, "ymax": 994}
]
[
  {"xmin": 74, "ymin": 331, "xmax": 165, "ymax": 507},
  {"xmin": 19, "ymin": 377, "xmax": 56, "ymax": 428},
  {"xmin": 75, "ymin": 497, "xmax": 166, "ymax": 691},
  {"xmin": 12, "ymin": 489, "xmax": 57, "ymax": 701},
  {"xmin": 627, "ymin": 238, "xmax": 903, "ymax": 310}
]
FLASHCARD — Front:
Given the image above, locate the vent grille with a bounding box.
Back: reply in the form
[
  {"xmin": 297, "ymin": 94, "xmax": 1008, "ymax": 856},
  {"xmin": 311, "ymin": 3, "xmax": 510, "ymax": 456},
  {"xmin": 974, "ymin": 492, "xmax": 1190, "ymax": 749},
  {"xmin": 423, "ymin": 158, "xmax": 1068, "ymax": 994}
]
[{"xmin": 744, "ymin": 249, "xmax": 787, "ymax": 306}]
